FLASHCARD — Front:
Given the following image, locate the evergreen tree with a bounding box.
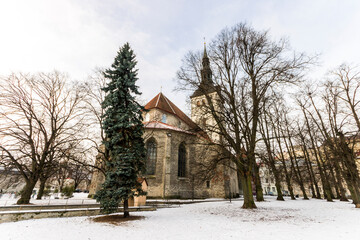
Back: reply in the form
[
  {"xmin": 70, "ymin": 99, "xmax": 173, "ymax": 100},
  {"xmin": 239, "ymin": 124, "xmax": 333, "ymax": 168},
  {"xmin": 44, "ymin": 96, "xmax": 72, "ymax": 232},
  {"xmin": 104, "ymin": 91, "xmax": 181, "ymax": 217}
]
[{"xmin": 95, "ymin": 43, "xmax": 146, "ymax": 217}]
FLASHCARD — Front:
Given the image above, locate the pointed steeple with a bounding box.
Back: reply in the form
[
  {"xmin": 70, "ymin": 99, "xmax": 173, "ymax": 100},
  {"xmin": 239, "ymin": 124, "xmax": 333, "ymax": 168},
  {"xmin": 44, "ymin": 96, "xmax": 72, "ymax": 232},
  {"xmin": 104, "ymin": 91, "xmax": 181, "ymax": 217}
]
[
  {"xmin": 202, "ymin": 42, "xmax": 210, "ymax": 69},
  {"xmin": 191, "ymin": 41, "xmax": 215, "ymax": 98},
  {"xmin": 203, "ymin": 41, "xmax": 208, "ymax": 58}
]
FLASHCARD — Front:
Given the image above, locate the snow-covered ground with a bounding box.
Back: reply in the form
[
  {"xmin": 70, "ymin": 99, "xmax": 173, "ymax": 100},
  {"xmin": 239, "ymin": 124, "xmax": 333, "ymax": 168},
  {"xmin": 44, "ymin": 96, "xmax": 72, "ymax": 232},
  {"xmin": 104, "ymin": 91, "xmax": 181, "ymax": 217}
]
[
  {"xmin": 0, "ymin": 193, "xmax": 96, "ymax": 206},
  {"xmin": 0, "ymin": 197, "xmax": 359, "ymax": 240}
]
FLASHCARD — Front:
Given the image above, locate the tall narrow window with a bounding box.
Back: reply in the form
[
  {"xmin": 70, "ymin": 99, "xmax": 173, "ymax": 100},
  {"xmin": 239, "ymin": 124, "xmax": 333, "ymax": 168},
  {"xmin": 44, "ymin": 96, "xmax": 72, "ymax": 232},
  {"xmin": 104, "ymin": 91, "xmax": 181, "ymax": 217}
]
[
  {"xmin": 146, "ymin": 138, "xmax": 157, "ymax": 175},
  {"xmin": 202, "ymin": 118, "xmax": 207, "ymax": 127},
  {"xmin": 145, "ymin": 113, "xmax": 150, "ymax": 122},
  {"xmin": 161, "ymin": 114, "xmax": 167, "ymax": 123},
  {"xmin": 178, "ymin": 143, "xmax": 186, "ymax": 177}
]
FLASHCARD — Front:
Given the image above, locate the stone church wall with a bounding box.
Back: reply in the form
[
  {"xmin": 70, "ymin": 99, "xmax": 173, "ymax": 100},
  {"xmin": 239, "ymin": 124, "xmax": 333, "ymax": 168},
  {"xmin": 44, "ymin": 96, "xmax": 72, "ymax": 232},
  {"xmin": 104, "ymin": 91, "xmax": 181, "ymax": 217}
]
[
  {"xmin": 89, "ymin": 127, "xmax": 239, "ymax": 199},
  {"xmin": 144, "ymin": 109, "xmax": 191, "ymax": 131}
]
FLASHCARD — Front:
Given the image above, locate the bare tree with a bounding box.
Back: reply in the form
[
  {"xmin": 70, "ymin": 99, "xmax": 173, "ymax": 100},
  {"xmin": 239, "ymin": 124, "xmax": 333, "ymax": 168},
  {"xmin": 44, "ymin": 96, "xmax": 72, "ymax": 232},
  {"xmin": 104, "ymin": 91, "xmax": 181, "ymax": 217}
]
[
  {"xmin": 321, "ymin": 70, "xmax": 360, "ymax": 206},
  {"xmin": 295, "ymin": 78, "xmax": 360, "ymax": 206},
  {"xmin": 282, "ymin": 112, "xmax": 309, "ymax": 200},
  {"xmin": 296, "ymin": 124, "xmax": 322, "ymax": 199},
  {"xmin": 258, "ymin": 96, "xmax": 285, "ymax": 201},
  {"xmin": 58, "ymin": 145, "xmax": 92, "ymax": 190},
  {"xmin": 177, "ymin": 23, "xmax": 311, "ymax": 208},
  {"xmin": 332, "ymin": 64, "xmax": 360, "ymax": 131},
  {"xmin": 268, "ymin": 104, "xmax": 296, "ymax": 200},
  {"xmin": 82, "ymin": 68, "xmax": 108, "ymax": 176},
  {"xmin": 297, "ymin": 93, "xmax": 334, "ymax": 201},
  {"xmin": 0, "ymin": 72, "xmax": 86, "ymax": 204}
]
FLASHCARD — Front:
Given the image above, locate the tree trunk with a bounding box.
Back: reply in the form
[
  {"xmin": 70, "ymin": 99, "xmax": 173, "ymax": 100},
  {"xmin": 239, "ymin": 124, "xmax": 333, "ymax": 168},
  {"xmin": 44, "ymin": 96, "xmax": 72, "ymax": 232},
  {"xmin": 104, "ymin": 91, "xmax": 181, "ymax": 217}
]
[
  {"xmin": 329, "ymin": 165, "xmax": 341, "ymax": 199},
  {"xmin": 293, "ymin": 155, "xmax": 309, "ymax": 200},
  {"xmin": 337, "ymin": 133, "xmax": 360, "ymax": 206},
  {"xmin": 295, "ymin": 167, "xmax": 309, "ymax": 200},
  {"xmin": 312, "ymin": 170, "xmax": 322, "ymax": 199},
  {"xmin": 317, "ymin": 163, "xmax": 333, "ymax": 202},
  {"xmin": 36, "ymin": 177, "xmax": 47, "ymax": 200},
  {"xmin": 260, "ymin": 116, "xmax": 283, "ymax": 201},
  {"xmin": 345, "ymin": 176, "xmax": 360, "ymax": 207},
  {"xmin": 300, "ymin": 145, "xmax": 317, "ymax": 198},
  {"xmin": 303, "ymin": 116, "xmax": 332, "ymax": 201},
  {"xmin": 277, "ymin": 150, "xmax": 295, "ymax": 200},
  {"xmin": 283, "ymin": 164, "xmax": 296, "ymax": 200},
  {"xmin": 286, "ymin": 143, "xmax": 308, "ymax": 200},
  {"xmin": 275, "ymin": 179, "xmax": 284, "ymax": 201},
  {"xmin": 350, "ymin": 181, "xmax": 360, "ymax": 207},
  {"xmin": 283, "ymin": 125, "xmax": 309, "ymax": 200},
  {"xmin": 240, "ymin": 172, "xmax": 256, "ymax": 209},
  {"xmin": 272, "ymin": 121, "xmax": 295, "ymax": 200},
  {"xmin": 123, "ymin": 199, "xmax": 130, "ymax": 218},
  {"xmin": 322, "ymin": 148, "xmax": 342, "ymax": 199},
  {"xmin": 339, "ymin": 152, "xmax": 360, "ymax": 206},
  {"xmin": 346, "ymin": 183, "xmax": 360, "ymax": 206},
  {"xmin": 269, "ymin": 162, "xmax": 284, "ymax": 201},
  {"xmin": 74, "ymin": 181, "xmax": 79, "ymax": 190},
  {"xmin": 17, "ymin": 179, "xmax": 37, "ymax": 204},
  {"xmin": 303, "ymin": 146, "xmax": 321, "ymax": 199},
  {"xmin": 253, "ymin": 164, "xmax": 264, "ymax": 202},
  {"xmin": 316, "ymin": 148, "xmax": 334, "ymax": 201},
  {"xmin": 332, "ymin": 159, "xmax": 348, "ymax": 201}
]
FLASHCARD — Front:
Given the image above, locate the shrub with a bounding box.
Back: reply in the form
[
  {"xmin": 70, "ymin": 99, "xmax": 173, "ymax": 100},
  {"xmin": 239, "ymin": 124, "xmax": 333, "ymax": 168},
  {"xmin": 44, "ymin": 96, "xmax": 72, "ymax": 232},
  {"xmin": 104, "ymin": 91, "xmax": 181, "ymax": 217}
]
[{"xmin": 61, "ymin": 186, "xmax": 75, "ymax": 198}]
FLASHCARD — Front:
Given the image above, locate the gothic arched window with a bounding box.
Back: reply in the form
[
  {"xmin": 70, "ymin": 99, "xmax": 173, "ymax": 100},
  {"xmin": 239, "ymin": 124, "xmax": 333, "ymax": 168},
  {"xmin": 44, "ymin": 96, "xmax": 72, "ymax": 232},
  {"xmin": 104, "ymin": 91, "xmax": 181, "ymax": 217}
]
[
  {"xmin": 146, "ymin": 138, "xmax": 157, "ymax": 175},
  {"xmin": 178, "ymin": 143, "xmax": 186, "ymax": 177}
]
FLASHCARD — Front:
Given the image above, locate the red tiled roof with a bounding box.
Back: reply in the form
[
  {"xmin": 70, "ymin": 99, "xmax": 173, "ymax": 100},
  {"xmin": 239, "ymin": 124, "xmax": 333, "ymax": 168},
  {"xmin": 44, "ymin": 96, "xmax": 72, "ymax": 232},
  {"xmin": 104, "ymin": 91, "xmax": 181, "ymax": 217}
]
[{"xmin": 144, "ymin": 92, "xmax": 200, "ymax": 131}]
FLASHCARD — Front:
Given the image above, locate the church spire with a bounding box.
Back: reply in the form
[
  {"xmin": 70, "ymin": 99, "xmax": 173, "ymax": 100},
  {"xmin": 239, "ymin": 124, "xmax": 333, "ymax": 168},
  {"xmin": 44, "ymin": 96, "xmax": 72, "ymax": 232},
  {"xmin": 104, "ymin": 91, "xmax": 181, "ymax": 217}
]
[
  {"xmin": 190, "ymin": 41, "xmax": 215, "ymax": 98},
  {"xmin": 203, "ymin": 40, "xmax": 208, "ymax": 58},
  {"xmin": 201, "ymin": 41, "xmax": 212, "ymax": 85},
  {"xmin": 202, "ymin": 41, "xmax": 210, "ymax": 69}
]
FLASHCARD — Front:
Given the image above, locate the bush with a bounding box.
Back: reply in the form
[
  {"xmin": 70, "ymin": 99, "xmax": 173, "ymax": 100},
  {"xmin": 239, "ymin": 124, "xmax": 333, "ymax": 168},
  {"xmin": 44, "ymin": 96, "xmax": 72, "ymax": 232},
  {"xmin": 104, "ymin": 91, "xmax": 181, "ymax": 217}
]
[
  {"xmin": 43, "ymin": 185, "xmax": 52, "ymax": 197},
  {"xmin": 61, "ymin": 186, "xmax": 75, "ymax": 198}
]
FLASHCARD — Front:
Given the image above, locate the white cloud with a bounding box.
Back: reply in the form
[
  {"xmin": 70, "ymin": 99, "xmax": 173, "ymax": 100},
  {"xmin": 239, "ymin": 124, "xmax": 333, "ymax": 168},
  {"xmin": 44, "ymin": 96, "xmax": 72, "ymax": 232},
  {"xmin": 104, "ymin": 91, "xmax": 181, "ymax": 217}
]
[{"xmin": 1, "ymin": 0, "xmax": 360, "ymax": 112}]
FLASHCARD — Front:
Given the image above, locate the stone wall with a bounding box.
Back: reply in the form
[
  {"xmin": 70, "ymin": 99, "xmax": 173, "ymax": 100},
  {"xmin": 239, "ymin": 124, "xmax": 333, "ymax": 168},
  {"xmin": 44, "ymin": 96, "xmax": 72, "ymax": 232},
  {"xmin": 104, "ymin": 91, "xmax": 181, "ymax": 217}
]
[{"xmin": 89, "ymin": 127, "xmax": 239, "ymax": 199}]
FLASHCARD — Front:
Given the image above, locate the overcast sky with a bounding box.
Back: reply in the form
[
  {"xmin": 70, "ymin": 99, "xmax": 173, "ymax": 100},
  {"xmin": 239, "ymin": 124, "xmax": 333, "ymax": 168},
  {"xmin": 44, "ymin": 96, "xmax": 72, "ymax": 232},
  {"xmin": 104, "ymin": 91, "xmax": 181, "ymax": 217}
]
[{"xmin": 1, "ymin": 0, "xmax": 360, "ymax": 113}]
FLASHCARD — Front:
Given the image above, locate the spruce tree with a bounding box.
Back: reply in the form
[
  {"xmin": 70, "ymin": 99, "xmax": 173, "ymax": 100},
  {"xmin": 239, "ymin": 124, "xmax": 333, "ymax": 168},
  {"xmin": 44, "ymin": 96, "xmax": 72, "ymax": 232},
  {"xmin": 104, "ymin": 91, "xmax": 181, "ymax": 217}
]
[{"xmin": 95, "ymin": 43, "xmax": 146, "ymax": 217}]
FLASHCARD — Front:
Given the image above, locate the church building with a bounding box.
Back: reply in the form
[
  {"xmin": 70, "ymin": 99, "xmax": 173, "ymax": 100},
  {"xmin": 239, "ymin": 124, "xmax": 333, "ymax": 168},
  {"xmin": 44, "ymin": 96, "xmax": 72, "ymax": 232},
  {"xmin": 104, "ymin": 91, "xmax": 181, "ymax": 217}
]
[{"xmin": 89, "ymin": 46, "xmax": 240, "ymax": 199}]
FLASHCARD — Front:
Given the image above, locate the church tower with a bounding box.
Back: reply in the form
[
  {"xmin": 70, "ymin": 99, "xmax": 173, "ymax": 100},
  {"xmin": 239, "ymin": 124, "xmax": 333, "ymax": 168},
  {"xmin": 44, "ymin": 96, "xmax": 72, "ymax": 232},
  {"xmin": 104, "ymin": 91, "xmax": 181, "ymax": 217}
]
[{"xmin": 190, "ymin": 43, "xmax": 219, "ymax": 141}]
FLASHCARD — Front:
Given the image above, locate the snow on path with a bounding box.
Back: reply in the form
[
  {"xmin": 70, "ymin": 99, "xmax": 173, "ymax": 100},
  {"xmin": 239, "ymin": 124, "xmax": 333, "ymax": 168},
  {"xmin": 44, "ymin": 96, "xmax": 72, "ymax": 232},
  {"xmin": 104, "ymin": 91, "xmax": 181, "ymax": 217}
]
[
  {"xmin": 0, "ymin": 193, "xmax": 96, "ymax": 206},
  {"xmin": 0, "ymin": 197, "xmax": 359, "ymax": 240}
]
